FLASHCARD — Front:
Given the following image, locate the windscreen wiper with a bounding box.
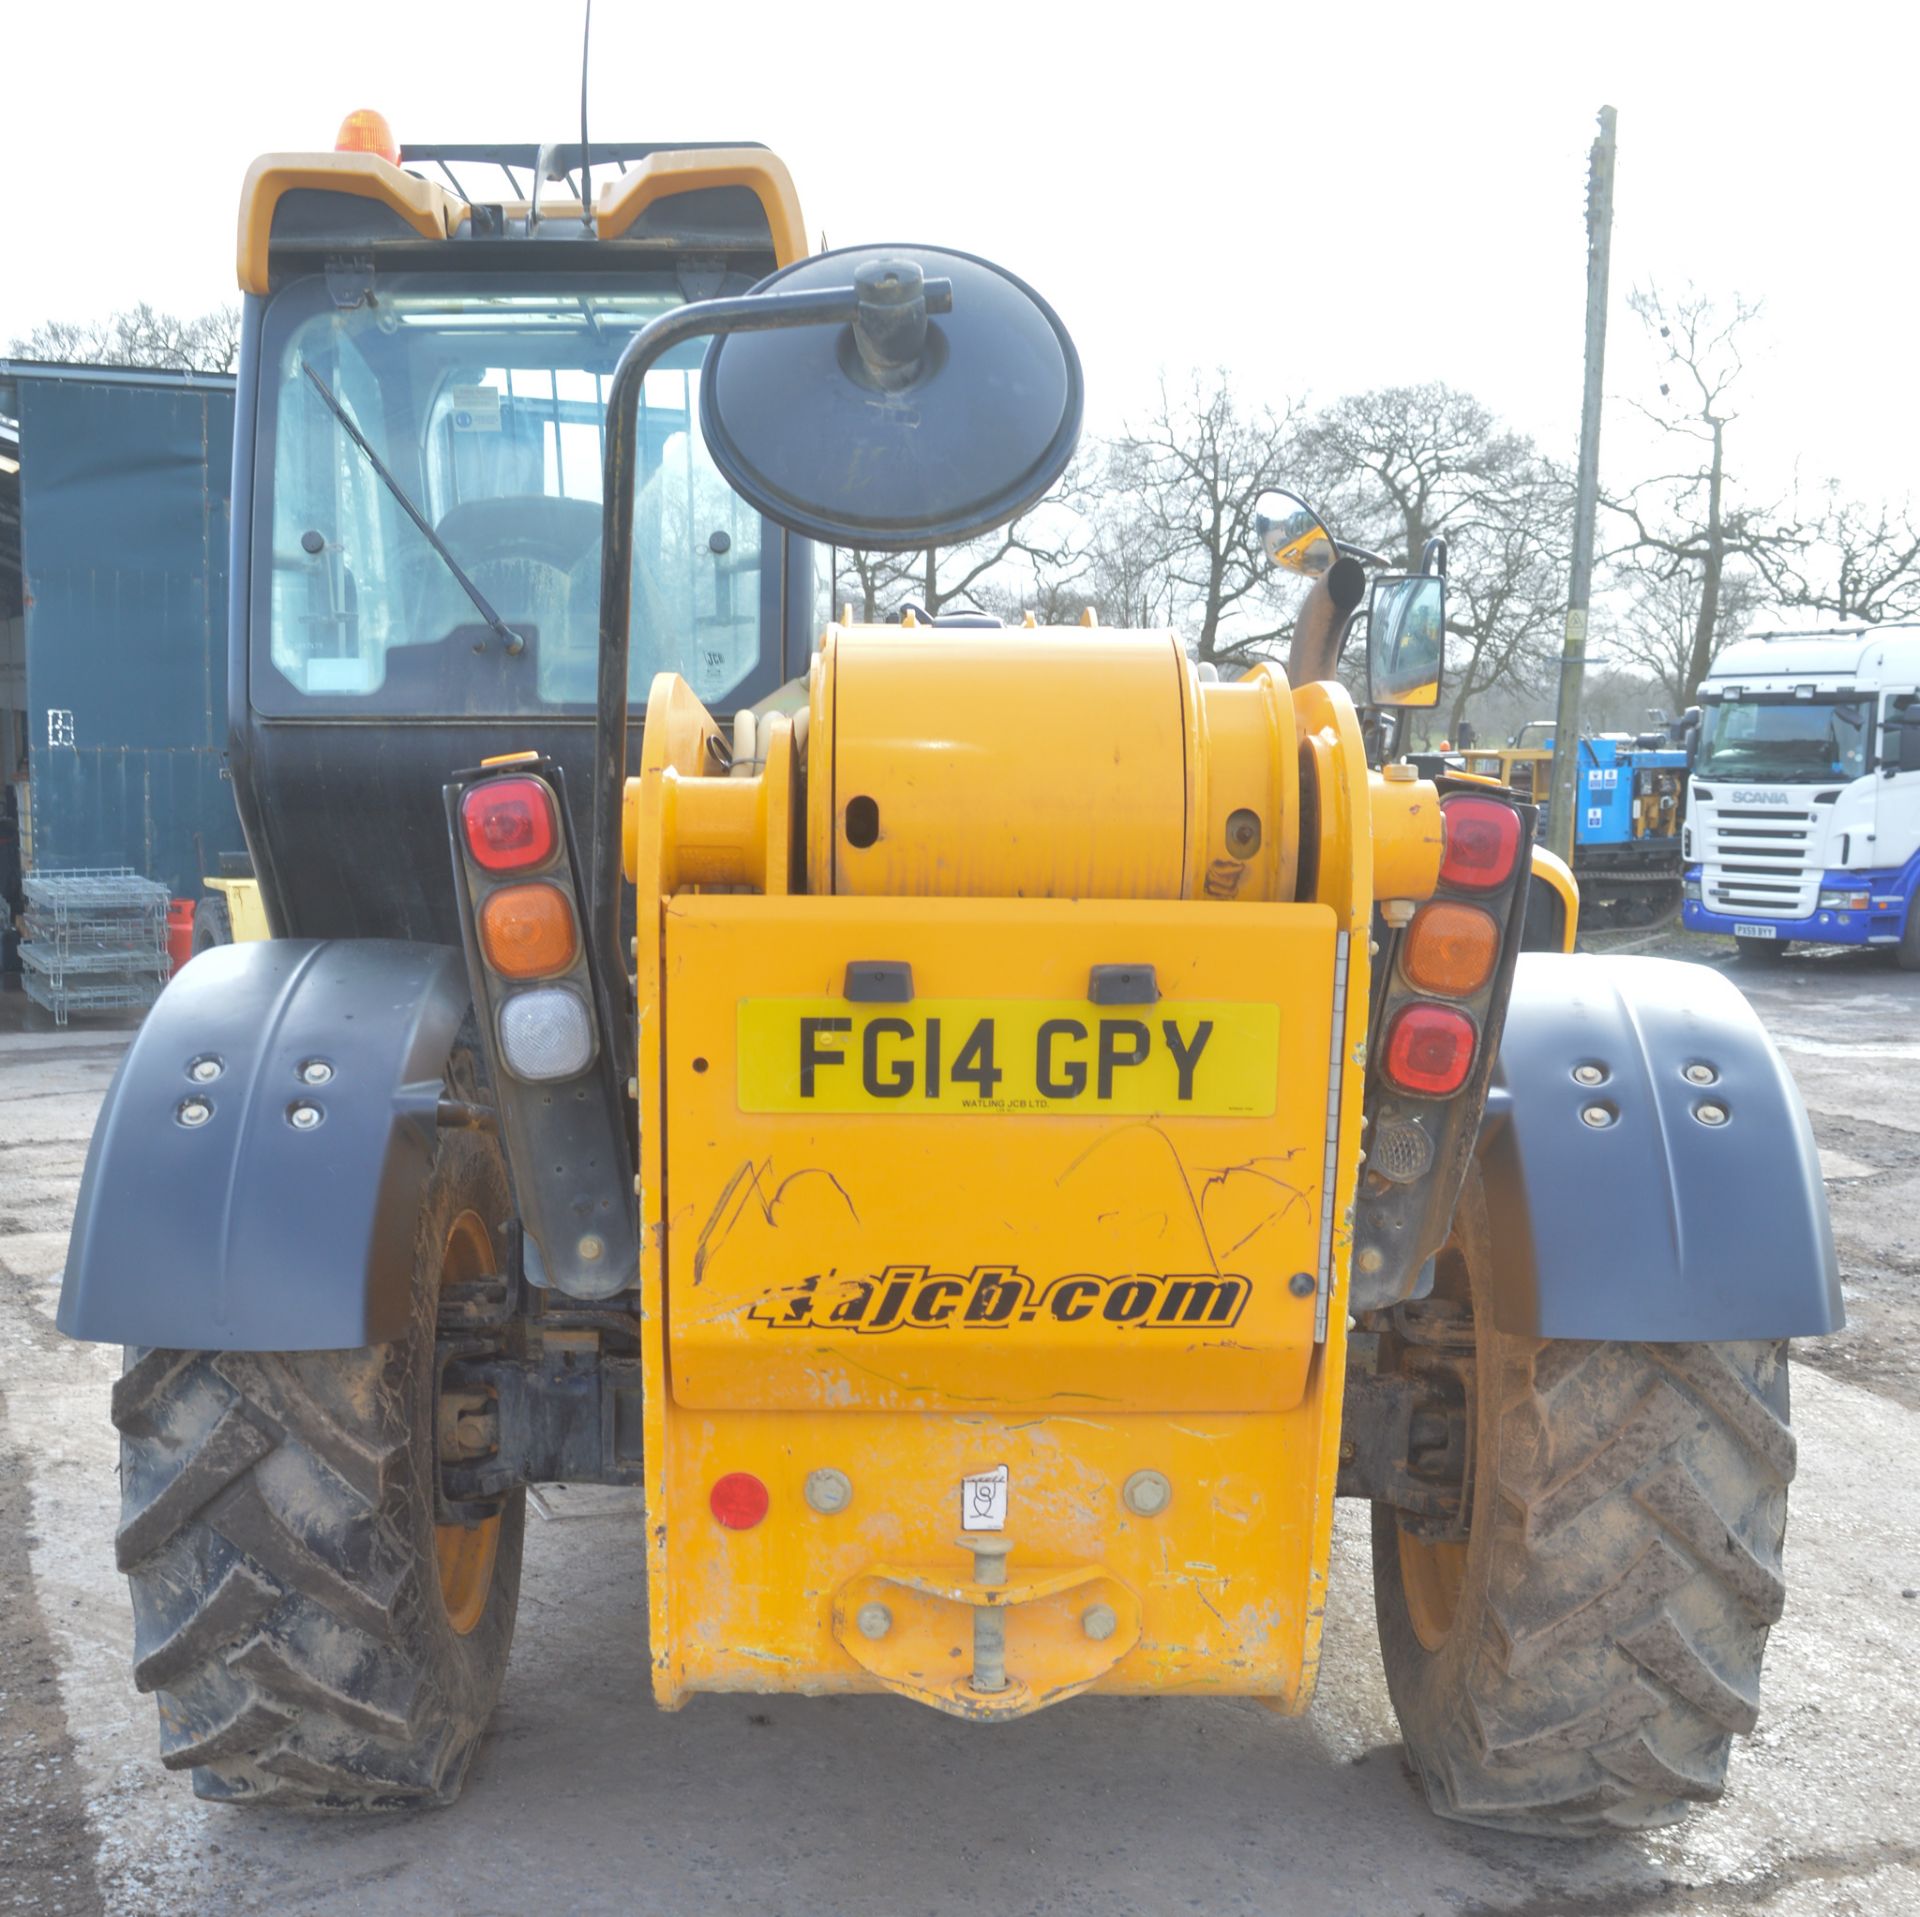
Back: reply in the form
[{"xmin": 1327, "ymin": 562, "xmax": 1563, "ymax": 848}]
[{"xmin": 300, "ymin": 362, "xmax": 524, "ymax": 656}]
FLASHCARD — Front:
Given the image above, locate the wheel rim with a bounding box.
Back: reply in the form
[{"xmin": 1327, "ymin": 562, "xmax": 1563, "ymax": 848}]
[
  {"xmin": 1397, "ymin": 1533, "xmax": 1467, "ymax": 1652},
  {"xmin": 435, "ymin": 1208, "xmax": 501, "ymax": 1637}
]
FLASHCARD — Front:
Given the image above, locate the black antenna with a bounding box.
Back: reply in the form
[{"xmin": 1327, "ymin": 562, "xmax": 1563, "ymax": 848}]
[{"xmin": 579, "ymin": 0, "xmax": 594, "ymax": 228}]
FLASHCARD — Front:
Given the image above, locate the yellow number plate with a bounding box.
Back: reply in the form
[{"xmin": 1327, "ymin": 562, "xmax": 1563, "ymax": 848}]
[{"xmin": 735, "ymin": 998, "xmax": 1279, "ymax": 1116}]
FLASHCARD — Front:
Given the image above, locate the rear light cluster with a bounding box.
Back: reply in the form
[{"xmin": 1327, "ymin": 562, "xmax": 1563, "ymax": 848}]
[
  {"xmin": 1381, "ymin": 795, "xmax": 1522, "ymax": 1099},
  {"xmin": 458, "ymin": 774, "xmax": 596, "ymax": 1083}
]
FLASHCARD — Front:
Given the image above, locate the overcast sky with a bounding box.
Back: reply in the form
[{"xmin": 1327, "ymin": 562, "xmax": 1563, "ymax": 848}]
[{"xmin": 6, "ymin": 0, "xmax": 1914, "ymax": 515}]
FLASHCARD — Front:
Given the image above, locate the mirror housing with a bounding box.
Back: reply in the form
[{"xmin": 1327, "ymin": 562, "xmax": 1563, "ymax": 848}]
[
  {"xmin": 699, "ymin": 243, "xmax": 1082, "ymax": 550},
  {"xmin": 1255, "ymin": 490, "xmax": 1337, "ymax": 578},
  {"xmin": 1367, "ymin": 575, "xmax": 1445, "ymax": 709}
]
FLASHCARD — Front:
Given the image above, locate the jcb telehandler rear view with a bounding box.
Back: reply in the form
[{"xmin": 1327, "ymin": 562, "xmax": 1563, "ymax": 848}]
[{"xmin": 58, "ymin": 119, "xmax": 1840, "ymax": 1835}]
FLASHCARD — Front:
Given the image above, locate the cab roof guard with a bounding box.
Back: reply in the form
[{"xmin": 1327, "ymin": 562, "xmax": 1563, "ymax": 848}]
[{"xmin": 238, "ymin": 142, "xmax": 806, "ymax": 295}]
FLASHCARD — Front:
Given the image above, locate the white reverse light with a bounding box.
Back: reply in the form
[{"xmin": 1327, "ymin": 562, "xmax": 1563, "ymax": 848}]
[{"xmin": 498, "ymin": 986, "xmax": 594, "ymax": 1081}]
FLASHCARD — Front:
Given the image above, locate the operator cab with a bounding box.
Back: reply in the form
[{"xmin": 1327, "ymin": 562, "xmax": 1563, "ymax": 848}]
[{"xmin": 230, "ymin": 133, "xmax": 815, "ymax": 943}]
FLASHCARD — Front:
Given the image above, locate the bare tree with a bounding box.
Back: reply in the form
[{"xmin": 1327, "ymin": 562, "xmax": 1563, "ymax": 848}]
[
  {"xmin": 1610, "ymin": 561, "xmax": 1761, "ymax": 712},
  {"xmin": 1754, "ymin": 484, "xmax": 1920, "ymax": 626},
  {"xmin": 1085, "ymin": 373, "xmax": 1296, "ymax": 669},
  {"xmin": 10, "ymin": 302, "xmax": 242, "ymax": 373},
  {"xmin": 1602, "ymin": 286, "xmax": 1793, "ymax": 702},
  {"xmin": 1294, "ymin": 384, "xmax": 1570, "ymax": 738},
  {"xmin": 829, "ymin": 499, "xmax": 1082, "ymax": 626}
]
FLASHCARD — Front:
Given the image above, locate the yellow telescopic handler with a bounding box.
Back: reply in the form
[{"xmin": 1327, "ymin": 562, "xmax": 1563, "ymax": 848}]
[{"xmin": 58, "ymin": 121, "xmax": 1840, "ymax": 1835}]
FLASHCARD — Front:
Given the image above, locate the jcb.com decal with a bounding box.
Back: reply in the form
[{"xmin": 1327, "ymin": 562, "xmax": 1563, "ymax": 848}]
[{"xmin": 748, "ymin": 1263, "xmax": 1252, "ymax": 1334}]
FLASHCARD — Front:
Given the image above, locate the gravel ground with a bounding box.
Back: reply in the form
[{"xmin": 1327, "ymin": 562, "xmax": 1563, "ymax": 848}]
[{"xmin": 3, "ymin": 939, "xmax": 1918, "ymax": 1917}]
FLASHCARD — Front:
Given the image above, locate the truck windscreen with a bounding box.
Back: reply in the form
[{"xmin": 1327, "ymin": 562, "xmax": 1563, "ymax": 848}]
[
  {"xmin": 1697, "ymin": 696, "xmax": 1870, "ymax": 782},
  {"xmin": 251, "ymin": 272, "xmax": 772, "ymax": 717}
]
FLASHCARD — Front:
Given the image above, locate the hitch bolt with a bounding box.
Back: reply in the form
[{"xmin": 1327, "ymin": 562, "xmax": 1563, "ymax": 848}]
[
  {"xmin": 1695, "ymin": 1102, "xmax": 1729, "ymax": 1127},
  {"xmin": 1082, "ymin": 1603, "xmax": 1118, "ymax": 1643},
  {"xmin": 1572, "ymin": 1063, "xmax": 1605, "ymax": 1086},
  {"xmin": 289, "ymin": 1103, "xmax": 322, "ymax": 1131},
  {"xmin": 299, "ymin": 1059, "xmax": 333, "ymax": 1085},
  {"xmin": 188, "ymin": 1056, "xmax": 222, "ymax": 1083},
  {"xmin": 855, "ymin": 1601, "xmax": 892, "ymax": 1641},
  {"xmin": 1684, "ymin": 1062, "xmax": 1717, "ymax": 1086},
  {"xmin": 805, "ymin": 1468, "xmax": 853, "ymax": 1514},
  {"xmin": 177, "ymin": 1097, "xmax": 213, "ymax": 1127},
  {"xmin": 1122, "ymin": 1470, "xmax": 1172, "ymax": 1518},
  {"xmin": 956, "ymin": 1534, "xmax": 1011, "ymax": 1693},
  {"xmin": 1580, "ymin": 1104, "xmax": 1613, "ymax": 1128}
]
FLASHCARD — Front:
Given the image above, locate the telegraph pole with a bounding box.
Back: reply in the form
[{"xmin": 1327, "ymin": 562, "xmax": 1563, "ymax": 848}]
[{"xmin": 1547, "ymin": 106, "xmax": 1617, "ymax": 865}]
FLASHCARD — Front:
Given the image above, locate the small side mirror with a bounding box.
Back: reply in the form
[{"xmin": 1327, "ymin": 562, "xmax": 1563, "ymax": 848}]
[
  {"xmin": 1255, "ymin": 489, "xmax": 1337, "ymax": 578},
  {"xmin": 1367, "ymin": 575, "xmax": 1444, "ymax": 710},
  {"xmin": 1899, "ymin": 720, "xmax": 1920, "ymax": 774}
]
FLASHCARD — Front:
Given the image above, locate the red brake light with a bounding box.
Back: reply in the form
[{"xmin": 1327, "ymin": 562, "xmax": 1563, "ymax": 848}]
[
  {"xmin": 1384, "ymin": 1003, "xmax": 1477, "ymax": 1097},
  {"xmin": 710, "ymin": 1472, "xmax": 770, "ymax": 1530},
  {"xmin": 1439, "ymin": 796, "xmax": 1521, "ymax": 891},
  {"xmin": 462, "ymin": 777, "xmax": 557, "ymax": 873}
]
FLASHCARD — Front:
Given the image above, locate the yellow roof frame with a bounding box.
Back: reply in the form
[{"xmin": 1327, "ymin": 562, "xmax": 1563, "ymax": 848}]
[{"xmin": 237, "ymin": 145, "xmax": 806, "ymax": 295}]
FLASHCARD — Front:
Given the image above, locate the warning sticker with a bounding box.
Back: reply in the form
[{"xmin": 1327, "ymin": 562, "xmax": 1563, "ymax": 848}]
[
  {"xmin": 961, "ymin": 1464, "xmax": 1008, "ymax": 1532},
  {"xmin": 449, "ymin": 383, "xmax": 502, "ymax": 432}
]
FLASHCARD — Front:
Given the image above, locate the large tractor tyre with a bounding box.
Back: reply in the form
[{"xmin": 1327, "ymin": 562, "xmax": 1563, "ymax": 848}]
[
  {"xmin": 190, "ymin": 894, "xmax": 233, "ymax": 954},
  {"xmin": 1371, "ymin": 1169, "xmax": 1794, "ymax": 1837},
  {"xmin": 1733, "ymin": 935, "xmax": 1788, "ymax": 963},
  {"xmin": 112, "ymin": 1121, "xmax": 525, "ymax": 1810}
]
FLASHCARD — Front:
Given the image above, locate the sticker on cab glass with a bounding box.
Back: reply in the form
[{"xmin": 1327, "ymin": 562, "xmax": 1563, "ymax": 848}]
[
  {"xmin": 734, "ymin": 997, "xmax": 1279, "ymax": 1116},
  {"xmin": 450, "ymin": 383, "xmax": 502, "ymax": 432}
]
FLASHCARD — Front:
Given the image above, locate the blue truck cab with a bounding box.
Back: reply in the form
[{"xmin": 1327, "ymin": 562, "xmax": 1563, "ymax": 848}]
[{"xmin": 1684, "ymin": 626, "xmax": 1920, "ymax": 962}]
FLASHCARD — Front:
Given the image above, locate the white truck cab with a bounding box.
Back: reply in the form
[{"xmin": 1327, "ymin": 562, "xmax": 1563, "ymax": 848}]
[{"xmin": 1683, "ymin": 625, "xmax": 1920, "ymax": 961}]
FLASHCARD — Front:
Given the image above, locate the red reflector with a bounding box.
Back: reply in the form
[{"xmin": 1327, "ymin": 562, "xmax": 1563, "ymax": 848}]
[
  {"xmin": 461, "ymin": 777, "xmax": 557, "ymax": 872},
  {"xmin": 1440, "ymin": 796, "xmax": 1522, "ymax": 891},
  {"xmin": 710, "ymin": 1472, "xmax": 769, "ymax": 1530},
  {"xmin": 1384, "ymin": 1002, "xmax": 1477, "ymax": 1097}
]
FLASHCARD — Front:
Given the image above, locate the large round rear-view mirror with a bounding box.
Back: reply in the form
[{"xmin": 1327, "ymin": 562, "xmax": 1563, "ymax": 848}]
[{"xmin": 699, "ymin": 244, "xmax": 1083, "ymax": 550}]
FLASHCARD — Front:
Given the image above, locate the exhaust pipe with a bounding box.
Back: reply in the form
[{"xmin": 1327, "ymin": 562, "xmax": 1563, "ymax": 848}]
[{"xmin": 1287, "ymin": 555, "xmax": 1367, "ymax": 685}]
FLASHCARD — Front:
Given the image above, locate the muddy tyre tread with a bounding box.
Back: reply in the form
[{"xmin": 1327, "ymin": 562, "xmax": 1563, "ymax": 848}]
[
  {"xmin": 113, "ymin": 1129, "xmax": 523, "ymax": 1811},
  {"xmin": 1373, "ymin": 1176, "xmax": 1794, "ymax": 1837}
]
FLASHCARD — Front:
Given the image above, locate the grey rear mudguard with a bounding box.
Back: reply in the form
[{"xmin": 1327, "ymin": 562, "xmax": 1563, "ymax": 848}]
[
  {"xmin": 58, "ymin": 940, "xmax": 472, "ymax": 1351},
  {"xmin": 1476, "ymin": 953, "xmax": 1842, "ymax": 1342}
]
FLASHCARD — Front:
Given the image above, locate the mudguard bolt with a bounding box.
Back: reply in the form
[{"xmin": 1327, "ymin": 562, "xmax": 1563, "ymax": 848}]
[
  {"xmin": 805, "ymin": 1468, "xmax": 852, "ymax": 1514},
  {"xmin": 1684, "ymin": 1062, "xmax": 1717, "ymax": 1085},
  {"xmin": 177, "ymin": 1098, "xmax": 213, "ymax": 1127},
  {"xmin": 299, "ymin": 1059, "xmax": 333, "ymax": 1085},
  {"xmin": 1122, "ymin": 1470, "xmax": 1172, "ymax": 1517},
  {"xmin": 289, "ymin": 1103, "xmax": 322, "ymax": 1130},
  {"xmin": 855, "ymin": 1602, "xmax": 892, "ymax": 1640},
  {"xmin": 188, "ymin": 1057, "xmax": 222, "ymax": 1083},
  {"xmin": 1572, "ymin": 1063, "xmax": 1605, "ymax": 1086},
  {"xmin": 1695, "ymin": 1102, "xmax": 1729, "ymax": 1126},
  {"xmin": 1082, "ymin": 1603, "xmax": 1118, "ymax": 1642},
  {"xmin": 1580, "ymin": 1105, "xmax": 1613, "ymax": 1128}
]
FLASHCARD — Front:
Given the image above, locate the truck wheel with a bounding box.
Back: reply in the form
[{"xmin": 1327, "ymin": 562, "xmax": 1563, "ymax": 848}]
[
  {"xmin": 112, "ymin": 1120, "xmax": 524, "ymax": 1809},
  {"xmin": 1896, "ymin": 911, "xmax": 1920, "ymax": 972},
  {"xmin": 190, "ymin": 894, "xmax": 233, "ymax": 953},
  {"xmin": 1733, "ymin": 935, "xmax": 1787, "ymax": 963},
  {"xmin": 1371, "ymin": 1169, "xmax": 1794, "ymax": 1836}
]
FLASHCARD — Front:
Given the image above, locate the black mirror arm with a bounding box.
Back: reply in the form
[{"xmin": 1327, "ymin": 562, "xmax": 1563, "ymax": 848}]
[{"xmin": 591, "ymin": 280, "xmax": 953, "ymax": 1060}]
